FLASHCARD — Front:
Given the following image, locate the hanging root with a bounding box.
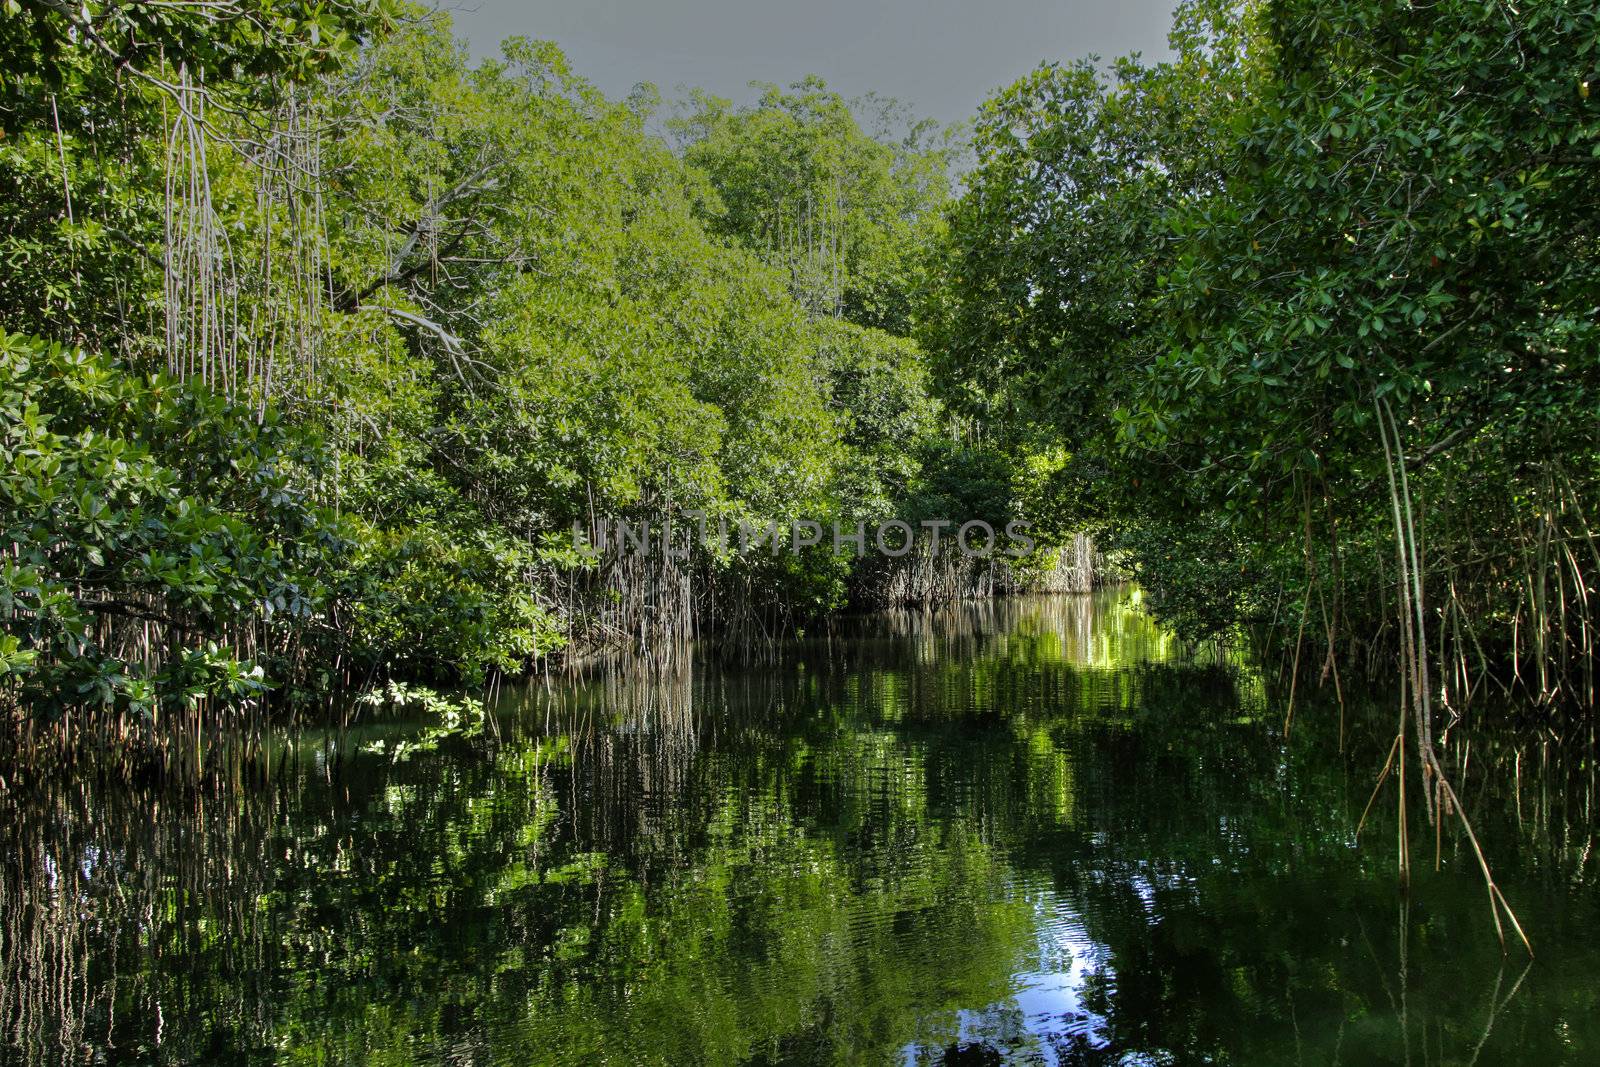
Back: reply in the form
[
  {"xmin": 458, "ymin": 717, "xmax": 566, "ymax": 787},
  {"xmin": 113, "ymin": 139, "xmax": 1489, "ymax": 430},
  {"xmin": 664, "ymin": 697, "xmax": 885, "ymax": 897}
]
[
  {"xmin": 1373, "ymin": 394, "xmax": 1532, "ymax": 956},
  {"xmin": 1432, "ymin": 759, "xmax": 1534, "ymax": 957}
]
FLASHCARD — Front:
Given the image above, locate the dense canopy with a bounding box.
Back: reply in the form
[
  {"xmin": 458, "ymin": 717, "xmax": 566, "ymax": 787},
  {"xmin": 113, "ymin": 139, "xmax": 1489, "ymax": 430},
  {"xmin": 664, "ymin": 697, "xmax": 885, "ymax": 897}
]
[{"xmin": 1, "ymin": 0, "xmax": 1596, "ymax": 792}]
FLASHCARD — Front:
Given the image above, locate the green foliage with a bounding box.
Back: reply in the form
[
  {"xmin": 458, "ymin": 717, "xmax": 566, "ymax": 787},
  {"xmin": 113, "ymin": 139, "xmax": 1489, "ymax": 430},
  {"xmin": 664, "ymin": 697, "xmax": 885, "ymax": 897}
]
[
  {"xmin": 1, "ymin": 0, "xmax": 393, "ymax": 88},
  {"xmin": 0, "ymin": 0, "xmax": 993, "ymax": 744},
  {"xmin": 0, "ymin": 329, "xmax": 338, "ymax": 720},
  {"xmin": 1136, "ymin": 0, "xmax": 1600, "ymax": 666},
  {"xmin": 932, "ymin": 0, "xmax": 1600, "ymax": 692},
  {"xmin": 311, "ymin": 19, "xmax": 863, "ymax": 637},
  {"xmin": 0, "ymin": 0, "xmax": 396, "ymax": 346},
  {"xmin": 675, "ymin": 77, "xmax": 955, "ymax": 332},
  {"xmin": 815, "ymin": 318, "xmax": 939, "ymax": 522},
  {"xmin": 336, "ymin": 518, "xmax": 562, "ymax": 684},
  {"xmin": 1137, "ymin": 0, "xmax": 1599, "ymax": 479}
]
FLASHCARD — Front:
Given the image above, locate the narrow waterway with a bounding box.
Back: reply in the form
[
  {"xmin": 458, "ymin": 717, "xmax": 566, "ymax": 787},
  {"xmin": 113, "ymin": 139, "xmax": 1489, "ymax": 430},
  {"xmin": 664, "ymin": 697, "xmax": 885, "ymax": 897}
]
[{"xmin": 3, "ymin": 589, "xmax": 1596, "ymax": 1064}]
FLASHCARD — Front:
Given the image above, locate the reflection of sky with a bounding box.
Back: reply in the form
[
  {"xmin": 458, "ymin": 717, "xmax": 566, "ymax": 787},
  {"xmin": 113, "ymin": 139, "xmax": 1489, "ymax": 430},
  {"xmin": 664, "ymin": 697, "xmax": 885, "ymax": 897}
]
[
  {"xmin": 901, "ymin": 886, "xmax": 1114, "ymax": 1065},
  {"xmin": 898, "ymin": 850, "xmax": 1205, "ymax": 1064}
]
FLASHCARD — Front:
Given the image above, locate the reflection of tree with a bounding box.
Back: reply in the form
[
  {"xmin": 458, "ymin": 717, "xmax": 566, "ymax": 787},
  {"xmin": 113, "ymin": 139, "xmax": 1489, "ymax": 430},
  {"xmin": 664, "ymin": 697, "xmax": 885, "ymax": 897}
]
[
  {"xmin": 2, "ymin": 592, "xmax": 1596, "ymax": 1064},
  {"xmin": 860, "ymin": 588, "xmax": 1180, "ymax": 673},
  {"xmin": 0, "ymin": 777, "xmax": 284, "ymax": 1061},
  {"xmin": 0, "ymin": 687, "xmax": 1037, "ymax": 1062}
]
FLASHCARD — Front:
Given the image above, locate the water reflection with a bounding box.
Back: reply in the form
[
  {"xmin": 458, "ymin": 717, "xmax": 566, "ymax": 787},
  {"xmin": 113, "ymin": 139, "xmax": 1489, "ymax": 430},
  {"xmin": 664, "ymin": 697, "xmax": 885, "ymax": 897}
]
[{"xmin": 1, "ymin": 589, "xmax": 1597, "ymax": 1064}]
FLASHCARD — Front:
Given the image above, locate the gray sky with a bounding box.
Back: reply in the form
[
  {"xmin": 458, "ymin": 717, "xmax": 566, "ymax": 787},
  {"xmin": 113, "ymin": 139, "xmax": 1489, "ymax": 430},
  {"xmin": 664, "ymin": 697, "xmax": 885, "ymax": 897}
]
[{"xmin": 443, "ymin": 0, "xmax": 1177, "ymax": 126}]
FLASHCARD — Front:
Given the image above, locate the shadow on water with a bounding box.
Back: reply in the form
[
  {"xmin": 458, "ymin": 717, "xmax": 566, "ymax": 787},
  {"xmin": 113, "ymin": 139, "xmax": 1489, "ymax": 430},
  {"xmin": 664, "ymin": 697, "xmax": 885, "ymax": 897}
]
[{"xmin": 2, "ymin": 587, "xmax": 1597, "ymax": 1064}]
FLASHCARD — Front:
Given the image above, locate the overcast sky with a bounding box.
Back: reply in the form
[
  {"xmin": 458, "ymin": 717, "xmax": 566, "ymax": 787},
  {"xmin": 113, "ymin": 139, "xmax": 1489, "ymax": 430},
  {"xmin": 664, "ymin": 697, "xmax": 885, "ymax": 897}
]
[{"xmin": 442, "ymin": 0, "xmax": 1177, "ymax": 126}]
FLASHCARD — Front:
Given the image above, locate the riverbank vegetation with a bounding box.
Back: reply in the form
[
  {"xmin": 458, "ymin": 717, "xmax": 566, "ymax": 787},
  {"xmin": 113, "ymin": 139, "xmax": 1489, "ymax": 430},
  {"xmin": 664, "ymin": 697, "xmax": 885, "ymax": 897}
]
[
  {"xmin": 3, "ymin": 0, "xmax": 1597, "ymax": 783},
  {"xmin": 927, "ymin": 0, "xmax": 1596, "ymax": 948},
  {"xmin": 932, "ymin": 0, "xmax": 1599, "ymax": 711},
  {"xmin": 0, "ymin": 1, "xmax": 1080, "ymax": 773}
]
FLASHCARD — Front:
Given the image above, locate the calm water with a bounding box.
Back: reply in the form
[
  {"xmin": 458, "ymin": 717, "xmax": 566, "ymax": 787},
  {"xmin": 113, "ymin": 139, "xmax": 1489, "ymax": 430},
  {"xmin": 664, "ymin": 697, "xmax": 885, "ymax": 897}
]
[{"xmin": 3, "ymin": 590, "xmax": 1597, "ymax": 1064}]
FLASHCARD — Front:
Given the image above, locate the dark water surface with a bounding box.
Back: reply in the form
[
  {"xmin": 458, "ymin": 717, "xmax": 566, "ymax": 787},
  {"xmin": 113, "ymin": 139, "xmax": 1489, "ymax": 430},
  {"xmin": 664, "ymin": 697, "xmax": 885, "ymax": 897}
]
[{"xmin": 3, "ymin": 590, "xmax": 1598, "ymax": 1064}]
